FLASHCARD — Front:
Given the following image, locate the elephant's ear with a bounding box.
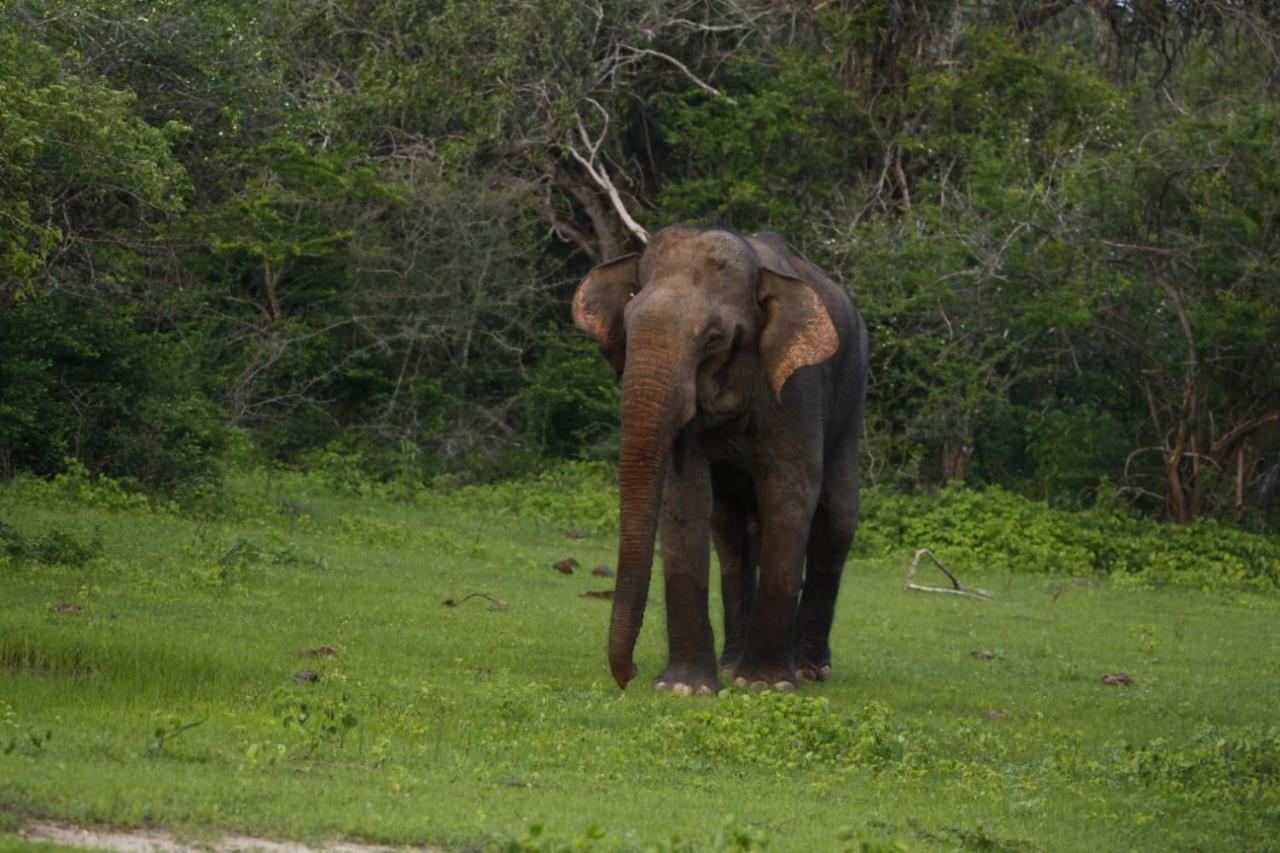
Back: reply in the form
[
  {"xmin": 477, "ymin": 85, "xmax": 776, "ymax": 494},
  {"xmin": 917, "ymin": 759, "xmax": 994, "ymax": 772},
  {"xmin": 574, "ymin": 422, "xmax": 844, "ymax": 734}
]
[
  {"xmin": 572, "ymin": 254, "xmax": 639, "ymax": 376},
  {"xmin": 757, "ymin": 267, "xmax": 839, "ymax": 398}
]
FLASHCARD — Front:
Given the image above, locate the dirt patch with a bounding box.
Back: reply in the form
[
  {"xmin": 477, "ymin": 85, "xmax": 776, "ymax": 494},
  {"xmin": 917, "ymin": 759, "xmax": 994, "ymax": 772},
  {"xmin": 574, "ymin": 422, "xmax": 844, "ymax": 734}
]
[{"xmin": 19, "ymin": 820, "xmax": 433, "ymax": 852}]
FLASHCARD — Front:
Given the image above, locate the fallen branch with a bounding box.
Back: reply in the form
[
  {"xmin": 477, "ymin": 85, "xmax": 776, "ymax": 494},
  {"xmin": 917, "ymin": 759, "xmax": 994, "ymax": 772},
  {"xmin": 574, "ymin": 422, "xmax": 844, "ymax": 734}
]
[
  {"xmin": 905, "ymin": 548, "xmax": 993, "ymax": 600},
  {"xmin": 442, "ymin": 592, "xmax": 508, "ymax": 611}
]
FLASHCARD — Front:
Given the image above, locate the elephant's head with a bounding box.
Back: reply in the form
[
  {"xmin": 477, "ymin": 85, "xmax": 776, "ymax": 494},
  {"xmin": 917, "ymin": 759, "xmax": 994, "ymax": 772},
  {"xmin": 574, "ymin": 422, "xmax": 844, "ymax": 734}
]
[{"xmin": 571, "ymin": 225, "xmax": 839, "ymax": 688}]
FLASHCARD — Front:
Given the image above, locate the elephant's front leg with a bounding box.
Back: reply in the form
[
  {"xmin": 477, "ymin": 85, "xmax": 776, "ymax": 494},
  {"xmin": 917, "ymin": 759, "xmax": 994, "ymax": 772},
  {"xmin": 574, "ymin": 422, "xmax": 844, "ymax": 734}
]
[
  {"xmin": 732, "ymin": 471, "xmax": 819, "ymax": 690},
  {"xmin": 654, "ymin": 449, "xmax": 720, "ymax": 695},
  {"xmin": 711, "ymin": 494, "xmax": 757, "ymax": 677}
]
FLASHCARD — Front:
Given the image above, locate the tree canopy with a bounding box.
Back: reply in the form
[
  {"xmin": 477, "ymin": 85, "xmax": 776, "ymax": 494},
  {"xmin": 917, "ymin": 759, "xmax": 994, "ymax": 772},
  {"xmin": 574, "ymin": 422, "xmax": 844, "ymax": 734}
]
[{"xmin": 2, "ymin": 0, "xmax": 1278, "ymax": 527}]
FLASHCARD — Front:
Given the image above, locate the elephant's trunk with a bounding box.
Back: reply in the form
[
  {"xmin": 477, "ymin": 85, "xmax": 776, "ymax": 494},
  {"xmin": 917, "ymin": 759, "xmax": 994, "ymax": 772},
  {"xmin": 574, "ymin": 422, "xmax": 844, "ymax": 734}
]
[{"xmin": 608, "ymin": 329, "xmax": 694, "ymax": 689}]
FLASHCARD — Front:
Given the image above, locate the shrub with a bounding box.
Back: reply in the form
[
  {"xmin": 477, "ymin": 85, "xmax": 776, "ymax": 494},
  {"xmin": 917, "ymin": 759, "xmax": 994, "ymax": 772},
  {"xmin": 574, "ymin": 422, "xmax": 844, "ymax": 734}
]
[
  {"xmin": 446, "ymin": 461, "xmax": 618, "ymax": 534},
  {"xmin": 1119, "ymin": 723, "xmax": 1280, "ymax": 805},
  {"xmin": 0, "ymin": 291, "xmax": 232, "ymax": 498},
  {"xmin": 0, "ymin": 519, "xmax": 103, "ymax": 566},
  {"xmin": 859, "ymin": 485, "xmax": 1280, "ymax": 592},
  {"xmin": 646, "ymin": 692, "xmax": 915, "ymax": 772},
  {"xmin": 520, "ymin": 329, "xmax": 619, "ymax": 460}
]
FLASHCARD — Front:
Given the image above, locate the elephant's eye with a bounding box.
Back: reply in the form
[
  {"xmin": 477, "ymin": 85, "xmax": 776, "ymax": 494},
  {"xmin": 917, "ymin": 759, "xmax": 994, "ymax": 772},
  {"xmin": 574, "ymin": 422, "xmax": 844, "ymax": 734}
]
[{"xmin": 703, "ymin": 329, "xmax": 726, "ymax": 352}]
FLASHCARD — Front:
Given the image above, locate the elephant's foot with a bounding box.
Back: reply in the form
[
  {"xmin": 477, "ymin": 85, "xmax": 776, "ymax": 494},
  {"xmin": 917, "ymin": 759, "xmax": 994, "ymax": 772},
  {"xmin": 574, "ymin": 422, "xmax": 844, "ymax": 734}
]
[
  {"xmin": 795, "ymin": 642, "xmax": 832, "ymax": 683},
  {"xmin": 732, "ymin": 676, "xmax": 795, "ymax": 691},
  {"xmin": 796, "ymin": 663, "xmax": 832, "ymax": 683},
  {"xmin": 717, "ymin": 648, "xmax": 744, "ymax": 679},
  {"xmin": 729, "ymin": 660, "xmax": 797, "ymax": 692},
  {"xmin": 653, "ymin": 664, "xmax": 720, "ymax": 696}
]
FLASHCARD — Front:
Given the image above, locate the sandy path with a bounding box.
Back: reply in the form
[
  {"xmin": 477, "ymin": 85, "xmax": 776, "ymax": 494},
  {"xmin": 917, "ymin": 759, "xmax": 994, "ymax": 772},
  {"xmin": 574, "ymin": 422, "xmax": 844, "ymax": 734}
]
[{"xmin": 18, "ymin": 820, "xmax": 431, "ymax": 852}]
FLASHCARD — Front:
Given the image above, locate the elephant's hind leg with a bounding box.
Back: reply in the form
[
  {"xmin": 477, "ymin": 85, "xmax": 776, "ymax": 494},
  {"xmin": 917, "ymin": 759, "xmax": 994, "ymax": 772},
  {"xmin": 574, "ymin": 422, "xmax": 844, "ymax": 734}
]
[{"xmin": 795, "ymin": 435, "xmax": 860, "ymax": 682}]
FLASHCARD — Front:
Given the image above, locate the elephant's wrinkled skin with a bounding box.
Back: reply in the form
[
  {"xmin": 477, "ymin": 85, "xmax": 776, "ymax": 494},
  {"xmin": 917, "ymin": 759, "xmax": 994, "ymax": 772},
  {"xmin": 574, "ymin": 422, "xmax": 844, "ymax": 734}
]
[{"xmin": 573, "ymin": 225, "xmax": 868, "ymax": 693}]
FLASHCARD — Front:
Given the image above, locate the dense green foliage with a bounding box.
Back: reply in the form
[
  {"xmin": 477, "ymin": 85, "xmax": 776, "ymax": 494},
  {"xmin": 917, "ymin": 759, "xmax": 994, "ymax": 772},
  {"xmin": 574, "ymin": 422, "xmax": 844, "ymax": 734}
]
[
  {"xmin": 3, "ymin": 470, "xmax": 1279, "ymax": 849},
  {"xmin": 2, "ymin": 1, "xmax": 1279, "ymax": 529},
  {"xmin": 444, "ymin": 462, "xmax": 1280, "ymax": 594},
  {"xmin": 861, "ymin": 485, "xmax": 1280, "ymax": 593}
]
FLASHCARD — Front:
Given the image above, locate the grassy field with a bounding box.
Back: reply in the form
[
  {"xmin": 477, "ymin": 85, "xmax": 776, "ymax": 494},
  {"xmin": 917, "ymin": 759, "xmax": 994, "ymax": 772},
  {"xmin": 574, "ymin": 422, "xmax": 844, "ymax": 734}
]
[{"xmin": 1, "ymin": 467, "xmax": 1278, "ymax": 851}]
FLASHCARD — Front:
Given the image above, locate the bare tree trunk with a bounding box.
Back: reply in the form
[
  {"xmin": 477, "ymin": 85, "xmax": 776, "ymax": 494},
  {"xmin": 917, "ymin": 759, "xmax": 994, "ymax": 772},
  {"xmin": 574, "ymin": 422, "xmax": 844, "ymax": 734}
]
[
  {"xmin": 262, "ymin": 256, "xmax": 284, "ymax": 322},
  {"xmin": 941, "ymin": 439, "xmax": 973, "ymax": 483},
  {"xmin": 553, "ymin": 164, "xmax": 627, "ymax": 261},
  {"xmin": 1165, "ymin": 452, "xmax": 1190, "ymax": 523},
  {"xmin": 1235, "ymin": 445, "xmax": 1250, "ymax": 522}
]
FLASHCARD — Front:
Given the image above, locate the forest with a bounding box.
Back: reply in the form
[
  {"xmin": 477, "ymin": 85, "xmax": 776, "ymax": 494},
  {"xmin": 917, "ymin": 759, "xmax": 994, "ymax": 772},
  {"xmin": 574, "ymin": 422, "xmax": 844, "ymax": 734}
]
[{"xmin": 3, "ymin": 0, "xmax": 1279, "ymax": 529}]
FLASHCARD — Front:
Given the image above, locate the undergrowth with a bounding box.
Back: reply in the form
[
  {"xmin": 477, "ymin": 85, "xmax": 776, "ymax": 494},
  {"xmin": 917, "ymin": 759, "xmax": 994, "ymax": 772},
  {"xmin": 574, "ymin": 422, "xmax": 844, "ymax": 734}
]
[
  {"xmin": 645, "ymin": 693, "xmax": 916, "ymax": 772},
  {"xmin": 0, "ymin": 519, "xmax": 102, "ymax": 567},
  {"xmin": 858, "ymin": 485, "xmax": 1280, "ymax": 592},
  {"xmin": 6, "ymin": 460, "xmax": 1279, "ymax": 593}
]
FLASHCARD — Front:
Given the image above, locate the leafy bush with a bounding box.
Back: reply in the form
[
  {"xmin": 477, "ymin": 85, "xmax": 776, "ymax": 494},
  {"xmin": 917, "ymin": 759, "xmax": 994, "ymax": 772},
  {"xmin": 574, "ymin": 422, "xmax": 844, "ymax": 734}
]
[
  {"xmin": 1023, "ymin": 404, "xmax": 1130, "ymax": 508},
  {"xmin": 859, "ymin": 485, "xmax": 1280, "ymax": 592},
  {"xmin": 446, "ymin": 461, "xmax": 618, "ymax": 534},
  {"xmin": 647, "ymin": 693, "xmax": 915, "ymax": 772},
  {"xmin": 3, "ymin": 458, "xmax": 170, "ymax": 515},
  {"xmin": 270, "ymin": 689, "xmax": 359, "ymax": 759},
  {"xmin": 1, "ymin": 699, "xmax": 53, "ymax": 757},
  {"xmin": 520, "ymin": 329, "xmax": 619, "ymax": 460},
  {"xmin": 1117, "ymin": 724, "xmax": 1280, "ymax": 806},
  {"xmin": 0, "ymin": 519, "xmax": 102, "ymax": 567},
  {"xmin": 0, "ymin": 291, "xmax": 233, "ymax": 498}
]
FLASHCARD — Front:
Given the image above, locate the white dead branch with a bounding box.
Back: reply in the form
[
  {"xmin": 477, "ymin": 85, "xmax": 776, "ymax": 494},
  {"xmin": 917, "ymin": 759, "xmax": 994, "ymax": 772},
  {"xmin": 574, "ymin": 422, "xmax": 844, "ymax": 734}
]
[
  {"xmin": 905, "ymin": 548, "xmax": 993, "ymax": 600},
  {"xmin": 569, "ymin": 105, "xmax": 650, "ymax": 245}
]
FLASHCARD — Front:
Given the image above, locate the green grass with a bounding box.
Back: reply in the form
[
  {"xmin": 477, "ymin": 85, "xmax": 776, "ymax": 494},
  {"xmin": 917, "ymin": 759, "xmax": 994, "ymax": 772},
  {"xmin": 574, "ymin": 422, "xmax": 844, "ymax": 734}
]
[{"xmin": 1, "ymin": 469, "xmax": 1278, "ymax": 851}]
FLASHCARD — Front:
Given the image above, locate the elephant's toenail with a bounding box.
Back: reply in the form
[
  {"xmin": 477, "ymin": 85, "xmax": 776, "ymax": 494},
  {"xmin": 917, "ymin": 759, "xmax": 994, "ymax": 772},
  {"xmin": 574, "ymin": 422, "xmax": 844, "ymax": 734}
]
[
  {"xmin": 797, "ymin": 668, "xmax": 815, "ymax": 683},
  {"xmin": 774, "ymin": 680, "xmax": 795, "ymax": 692},
  {"xmin": 672, "ymin": 683, "xmax": 692, "ymax": 696},
  {"xmin": 818, "ymin": 665, "xmax": 832, "ymax": 680},
  {"xmin": 695, "ymin": 684, "xmax": 715, "ymax": 695},
  {"xmin": 654, "ymin": 681, "xmax": 671, "ymax": 691},
  {"xmin": 750, "ymin": 680, "xmax": 769, "ymax": 691},
  {"xmin": 733, "ymin": 676, "xmax": 748, "ymax": 688}
]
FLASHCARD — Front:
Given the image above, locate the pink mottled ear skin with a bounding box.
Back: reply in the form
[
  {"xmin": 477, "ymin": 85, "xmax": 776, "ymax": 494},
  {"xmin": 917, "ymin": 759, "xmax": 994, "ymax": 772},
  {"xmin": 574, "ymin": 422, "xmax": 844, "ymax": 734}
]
[
  {"xmin": 572, "ymin": 255, "xmax": 638, "ymax": 376},
  {"xmin": 571, "ymin": 281, "xmax": 616, "ymax": 350},
  {"xmin": 758, "ymin": 270, "xmax": 840, "ymax": 397}
]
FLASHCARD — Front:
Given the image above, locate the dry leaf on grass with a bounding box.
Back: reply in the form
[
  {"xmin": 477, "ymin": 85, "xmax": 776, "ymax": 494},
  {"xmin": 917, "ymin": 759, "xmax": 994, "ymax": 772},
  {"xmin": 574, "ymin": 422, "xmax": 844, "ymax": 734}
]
[{"xmin": 1100, "ymin": 671, "xmax": 1135, "ymax": 685}]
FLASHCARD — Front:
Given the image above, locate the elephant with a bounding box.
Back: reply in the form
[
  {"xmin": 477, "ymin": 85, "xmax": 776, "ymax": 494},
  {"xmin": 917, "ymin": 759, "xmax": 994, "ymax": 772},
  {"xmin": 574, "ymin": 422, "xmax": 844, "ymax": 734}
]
[{"xmin": 572, "ymin": 224, "xmax": 868, "ymax": 693}]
